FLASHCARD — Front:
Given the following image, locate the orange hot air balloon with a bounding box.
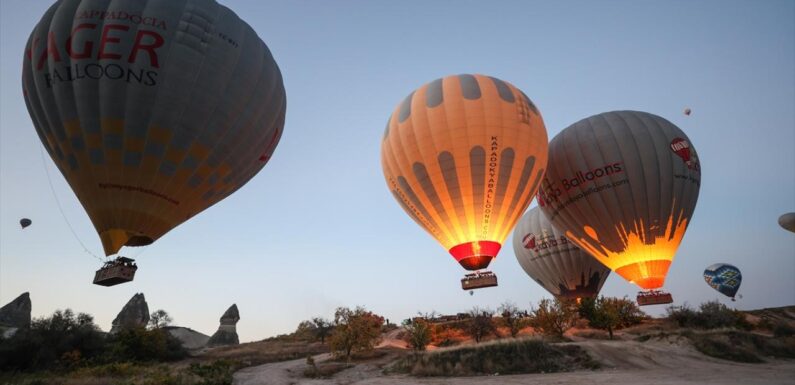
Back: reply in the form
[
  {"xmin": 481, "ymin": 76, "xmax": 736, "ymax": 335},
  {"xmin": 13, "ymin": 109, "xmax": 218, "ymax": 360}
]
[
  {"xmin": 381, "ymin": 74, "xmax": 548, "ymax": 289},
  {"xmin": 538, "ymin": 111, "xmax": 701, "ymax": 305}
]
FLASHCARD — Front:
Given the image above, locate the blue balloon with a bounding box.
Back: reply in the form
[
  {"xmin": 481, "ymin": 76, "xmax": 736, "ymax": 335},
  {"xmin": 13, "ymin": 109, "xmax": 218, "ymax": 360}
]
[{"xmin": 703, "ymin": 263, "xmax": 742, "ymax": 299}]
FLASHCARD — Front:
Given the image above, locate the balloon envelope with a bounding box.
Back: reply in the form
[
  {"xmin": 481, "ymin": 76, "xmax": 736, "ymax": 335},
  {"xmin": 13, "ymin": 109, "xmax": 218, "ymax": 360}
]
[
  {"xmin": 538, "ymin": 111, "xmax": 701, "ymax": 290},
  {"xmin": 20, "ymin": 218, "xmax": 32, "ymax": 229},
  {"xmin": 779, "ymin": 213, "xmax": 795, "ymax": 233},
  {"xmin": 684, "ymin": 108, "xmax": 692, "ymax": 116},
  {"xmin": 513, "ymin": 206, "xmax": 610, "ymax": 299},
  {"xmin": 703, "ymin": 263, "xmax": 742, "ymax": 298},
  {"xmin": 23, "ymin": 0, "xmax": 286, "ymax": 255},
  {"xmin": 381, "ymin": 74, "xmax": 548, "ymax": 270}
]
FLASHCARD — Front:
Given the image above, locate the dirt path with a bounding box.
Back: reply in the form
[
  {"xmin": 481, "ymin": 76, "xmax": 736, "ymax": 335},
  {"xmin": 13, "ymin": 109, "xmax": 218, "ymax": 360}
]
[{"xmin": 233, "ymin": 339, "xmax": 795, "ymax": 385}]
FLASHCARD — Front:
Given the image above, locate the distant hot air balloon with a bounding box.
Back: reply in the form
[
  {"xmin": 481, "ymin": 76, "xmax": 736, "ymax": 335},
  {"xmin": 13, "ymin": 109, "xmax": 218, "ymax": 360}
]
[
  {"xmin": 703, "ymin": 263, "xmax": 742, "ymax": 300},
  {"xmin": 20, "ymin": 218, "xmax": 32, "ymax": 229},
  {"xmin": 381, "ymin": 74, "xmax": 548, "ymax": 290},
  {"xmin": 23, "ymin": 0, "xmax": 286, "ymax": 261},
  {"xmin": 513, "ymin": 206, "xmax": 610, "ymax": 300},
  {"xmin": 779, "ymin": 213, "xmax": 795, "ymax": 233},
  {"xmin": 684, "ymin": 108, "xmax": 692, "ymax": 116},
  {"xmin": 538, "ymin": 111, "xmax": 701, "ymax": 305}
]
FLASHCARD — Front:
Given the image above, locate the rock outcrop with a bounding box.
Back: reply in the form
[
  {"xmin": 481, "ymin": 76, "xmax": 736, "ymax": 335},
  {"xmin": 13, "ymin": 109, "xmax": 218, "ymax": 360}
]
[
  {"xmin": 0, "ymin": 292, "xmax": 31, "ymax": 329},
  {"xmin": 207, "ymin": 304, "xmax": 240, "ymax": 346},
  {"xmin": 164, "ymin": 326, "xmax": 211, "ymax": 349},
  {"xmin": 110, "ymin": 293, "xmax": 149, "ymax": 333}
]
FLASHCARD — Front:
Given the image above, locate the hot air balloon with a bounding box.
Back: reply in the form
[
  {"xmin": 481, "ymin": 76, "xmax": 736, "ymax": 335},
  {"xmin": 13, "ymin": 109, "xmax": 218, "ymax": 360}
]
[
  {"xmin": 703, "ymin": 263, "xmax": 742, "ymax": 300},
  {"xmin": 513, "ymin": 206, "xmax": 610, "ymax": 300},
  {"xmin": 779, "ymin": 212, "xmax": 795, "ymax": 233},
  {"xmin": 684, "ymin": 108, "xmax": 692, "ymax": 116},
  {"xmin": 23, "ymin": 0, "xmax": 285, "ymax": 285},
  {"xmin": 20, "ymin": 218, "xmax": 32, "ymax": 229},
  {"xmin": 381, "ymin": 74, "xmax": 548, "ymax": 290},
  {"xmin": 538, "ymin": 111, "xmax": 701, "ymax": 306}
]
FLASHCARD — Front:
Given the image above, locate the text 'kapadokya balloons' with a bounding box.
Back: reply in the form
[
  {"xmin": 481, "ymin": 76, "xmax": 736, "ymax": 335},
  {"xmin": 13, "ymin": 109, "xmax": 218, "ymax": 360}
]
[
  {"xmin": 703, "ymin": 263, "xmax": 742, "ymax": 300},
  {"xmin": 538, "ymin": 111, "xmax": 701, "ymax": 291},
  {"xmin": 779, "ymin": 213, "xmax": 795, "ymax": 233},
  {"xmin": 513, "ymin": 206, "xmax": 610, "ymax": 299},
  {"xmin": 23, "ymin": 0, "xmax": 286, "ymax": 256},
  {"xmin": 381, "ymin": 74, "xmax": 548, "ymax": 272}
]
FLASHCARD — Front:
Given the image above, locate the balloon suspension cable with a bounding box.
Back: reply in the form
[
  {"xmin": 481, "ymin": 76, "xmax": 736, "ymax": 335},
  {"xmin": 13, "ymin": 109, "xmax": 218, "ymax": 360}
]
[{"xmin": 39, "ymin": 146, "xmax": 103, "ymax": 262}]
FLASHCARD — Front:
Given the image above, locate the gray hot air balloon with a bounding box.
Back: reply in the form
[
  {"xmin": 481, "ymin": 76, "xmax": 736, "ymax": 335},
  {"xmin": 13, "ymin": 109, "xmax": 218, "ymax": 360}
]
[
  {"xmin": 23, "ymin": 0, "xmax": 285, "ymax": 258},
  {"xmin": 779, "ymin": 213, "xmax": 795, "ymax": 233},
  {"xmin": 538, "ymin": 111, "xmax": 701, "ymax": 305},
  {"xmin": 513, "ymin": 206, "xmax": 610, "ymax": 300}
]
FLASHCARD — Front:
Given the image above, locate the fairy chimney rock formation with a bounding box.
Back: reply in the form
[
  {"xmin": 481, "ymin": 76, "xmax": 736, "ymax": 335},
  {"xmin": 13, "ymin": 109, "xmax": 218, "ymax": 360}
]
[
  {"xmin": 0, "ymin": 292, "xmax": 32, "ymax": 329},
  {"xmin": 110, "ymin": 293, "xmax": 150, "ymax": 333},
  {"xmin": 207, "ymin": 304, "xmax": 240, "ymax": 346}
]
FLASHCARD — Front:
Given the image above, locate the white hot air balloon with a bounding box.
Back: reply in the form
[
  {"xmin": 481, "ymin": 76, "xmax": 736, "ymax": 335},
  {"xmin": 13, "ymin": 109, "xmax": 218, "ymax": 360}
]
[{"xmin": 513, "ymin": 206, "xmax": 610, "ymax": 300}]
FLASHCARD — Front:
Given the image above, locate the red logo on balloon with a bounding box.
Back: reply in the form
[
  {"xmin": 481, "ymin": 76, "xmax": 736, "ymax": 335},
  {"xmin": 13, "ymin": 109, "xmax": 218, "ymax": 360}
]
[
  {"xmin": 522, "ymin": 234, "xmax": 536, "ymax": 249},
  {"xmin": 670, "ymin": 138, "xmax": 699, "ymax": 171}
]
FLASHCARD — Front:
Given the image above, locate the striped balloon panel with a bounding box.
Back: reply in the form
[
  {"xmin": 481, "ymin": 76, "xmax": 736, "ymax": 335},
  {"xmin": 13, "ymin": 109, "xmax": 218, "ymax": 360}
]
[
  {"xmin": 538, "ymin": 111, "xmax": 701, "ymax": 290},
  {"xmin": 23, "ymin": 0, "xmax": 285, "ymax": 255},
  {"xmin": 513, "ymin": 206, "xmax": 610, "ymax": 299},
  {"xmin": 381, "ymin": 74, "xmax": 548, "ymax": 270}
]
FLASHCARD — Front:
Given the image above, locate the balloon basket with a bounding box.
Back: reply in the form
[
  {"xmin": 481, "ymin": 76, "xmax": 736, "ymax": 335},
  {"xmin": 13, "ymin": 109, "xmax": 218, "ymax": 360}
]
[
  {"xmin": 636, "ymin": 290, "xmax": 673, "ymax": 306},
  {"xmin": 93, "ymin": 257, "xmax": 138, "ymax": 287},
  {"xmin": 461, "ymin": 271, "xmax": 498, "ymax": 290}
]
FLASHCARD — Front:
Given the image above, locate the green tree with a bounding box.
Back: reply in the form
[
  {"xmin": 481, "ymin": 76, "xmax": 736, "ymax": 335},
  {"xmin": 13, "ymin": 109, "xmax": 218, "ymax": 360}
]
[
  {"xmin": 466, "ymin": 307, "xmax": 497, "ymax": 343},
  {"xmin": 403, "ymin": 317, "xmax": 433, "ymax": 351},
  {"xmin": 329, "ymin": 307, "xmax": 384, "ymax": 360},
  {"xmin": 498, "ymin": 301, "xmax": 526, "ymax": 338},
  {"xmin": 589, "ymin": 296, "xmax": 645, "ymax": 339},
  {"xmin": 529, "ymin": 298, "xmax": 578, "ymax": 338},
  {"xmin": 148, "ymin": 309, "xmax": 173, "ymax": 329},
  {"xmin": 312, "ymin": 317, "xmax": 333, "ymax": 344}
]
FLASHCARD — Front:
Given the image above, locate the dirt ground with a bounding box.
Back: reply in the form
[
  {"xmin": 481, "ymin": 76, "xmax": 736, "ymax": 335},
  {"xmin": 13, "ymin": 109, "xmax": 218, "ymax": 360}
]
[{"xmin": 233, "ymin": 337, "xmax": 795, "ymax": 385}]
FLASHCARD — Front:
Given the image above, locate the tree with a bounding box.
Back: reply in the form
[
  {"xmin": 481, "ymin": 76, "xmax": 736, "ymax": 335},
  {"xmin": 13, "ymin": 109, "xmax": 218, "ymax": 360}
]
[
  {"xmin": 294, "ymin": 320, "xmax": 317, "ymax": 341},
  {"xmin": 498, "ymin": 301, "xmax": 526, "ymax": 338},
  {"xmin": 403, "ymin": 317, "xmax": 433, "ymax": 351},
  {"xmin": 529, "ymin": 298, "xmax": 578, "ymax": 338},
  {"xmin": 466, "ymin": 307, "xmax": 497, "ymax": 343},
  {"xmin": 588, "ymin": 296, "xmax": 646, "ymax": 339},
  {"xmin": 149, "ymin": 309, "xmax": 173, "ymax": 329},
  {"xmin": 329, "ymin": 307, "xmax": 384, "ymax": 360},
  {"xmin": 312, "ymin": 317, "xmax": 333, "ymax": 344}
]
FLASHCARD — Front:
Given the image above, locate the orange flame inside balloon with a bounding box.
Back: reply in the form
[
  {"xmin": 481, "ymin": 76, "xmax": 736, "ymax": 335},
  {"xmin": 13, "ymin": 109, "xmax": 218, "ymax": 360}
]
[{"xmin": 565, "ymin": 211, "xmax": 690, "ymax": 290}]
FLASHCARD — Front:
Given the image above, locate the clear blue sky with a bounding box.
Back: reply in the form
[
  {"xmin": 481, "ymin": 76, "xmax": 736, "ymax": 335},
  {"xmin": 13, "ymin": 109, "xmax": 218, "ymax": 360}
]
[{"xmin": 1, "ymin": 0, "xmax": 793, "ymax": 342}]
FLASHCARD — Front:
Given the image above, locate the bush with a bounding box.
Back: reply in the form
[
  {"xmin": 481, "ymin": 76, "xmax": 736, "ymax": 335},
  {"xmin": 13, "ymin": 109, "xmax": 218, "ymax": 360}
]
[
  {"xmin": 403, "ymin": 318, "xmax": 433, "ymax": 351},
  {"xmin": 498, "ymin": 302, "xmax": 527, "ymax": 338},
  {"xmin": 329, "ymin": 307, "xmax": 384, "ymax": 360},
  {"xmin": 107, "ymin": 326, "xmax": 188, "ymax": 362},
  {"xmin": 774, "ymin": 322, "xmax": 795, "ymax": 337},
  {"xmin": 188, "ymin": 360, "xmax": 236, "ymax": 385},
  {"xmin": 465, "ymin": 308, "xmax": 498, "ymax": 343},
  {"xmin": 586, "ymin": 296, "xmax": 645, "ymax": 339},
  {"xmin": 666, "ymin": 301, "xmax": 750, "ymax": 330},
  {"xmin": 529, "ymin": 298, "xmax": 578, "ymax": 338},
  {"xmin": 0, "ymin": 309, "xmax": 106, "ymax": 371},
  {"xmin": 390, "ymin": 339, "xmax": 597, "ymax": 376}
]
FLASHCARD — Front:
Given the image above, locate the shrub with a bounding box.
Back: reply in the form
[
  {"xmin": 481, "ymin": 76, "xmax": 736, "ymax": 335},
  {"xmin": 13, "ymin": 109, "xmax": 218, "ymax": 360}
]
[
  {"xmin": 329, "ymin": 307, "xmax": 384, "ymax": 360},
  {"xmin": 403, "ymin": 318, "xmax": 433, "ymax": 351},
  {"xmin": 586, "ymin": 296, "xmax": 645, "ymax": 339},
  {"xmin": 666, "ymin": 301, "xmax": 750, "ymax": 330},
  {"xmin": 188, "ymin": 360, "xmax": 235, "ymax": 385},
  {"xmin": 498, "ymin": 302, "xmax": 527, "ymax": 338},
  {"xmin": 774, "ymin": 322, "xmax": 795, "ymax": 338},
  {"xmin": 0, "ymin": 309, "xmax": 106, "ymax": 371},
  {"xmin": 107, "ymin": 326, "xmax": 187, "ymax": 362},
  {"xmin": 465, "ymin": 308, "xmax": 497, "ymax": 343},
  {"xmin": 529, "ymin": 298, "xmax": 578, "ymax": 338}
]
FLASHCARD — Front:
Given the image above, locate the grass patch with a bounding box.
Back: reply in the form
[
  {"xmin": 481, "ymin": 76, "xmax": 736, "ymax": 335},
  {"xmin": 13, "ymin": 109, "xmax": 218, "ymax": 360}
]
[
  {"xmin": 387, "ymin": 339, "xmax": 598, "ymax": 376},
  {"xmin": 686, "ymin": 331, "xmax": 795, "ymax": 363}
]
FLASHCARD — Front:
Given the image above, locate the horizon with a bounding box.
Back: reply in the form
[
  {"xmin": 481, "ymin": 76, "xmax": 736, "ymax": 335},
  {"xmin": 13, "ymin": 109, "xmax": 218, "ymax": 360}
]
[{"xmin": 1, "ymin": 0, "xmax": 793, "ymax": 342}]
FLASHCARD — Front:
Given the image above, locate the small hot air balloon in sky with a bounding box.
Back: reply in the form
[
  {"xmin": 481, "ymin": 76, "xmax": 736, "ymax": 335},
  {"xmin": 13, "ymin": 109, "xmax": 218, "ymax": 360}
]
[
  {"xmin": 684, "ymin": 107, "xmax": 692, "ymax": 116},
  {"xmin": 23, "ymin": 0, "xmax": 286, "ymax": 284},
  {"xmin": 538, "ymin": 111, "xmax": 701, "ymax": 305},
  {"xmin": 703, "ymin": 263, "xmax": 742, "ymax": 300},
  {"xmin": 513, "ymin": 206, "xmax": 610, "ymax": 300},
  {"xmin": 381, "ymin": 74, "xmax": 548, "ymax": 290},
  {"xmin": 20, "ymin": 218, "xmax": 32, "ymax": 229},
  {"xmin": 779, "ymin": 213, "xmax": 795, "ymax": 233}
]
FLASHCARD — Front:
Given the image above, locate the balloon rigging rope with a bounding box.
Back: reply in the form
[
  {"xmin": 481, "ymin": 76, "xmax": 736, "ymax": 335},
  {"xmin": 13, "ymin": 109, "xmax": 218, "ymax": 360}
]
[{"xmin": 39, "ymin": 146, "xmax": 104, "ymax": 262}]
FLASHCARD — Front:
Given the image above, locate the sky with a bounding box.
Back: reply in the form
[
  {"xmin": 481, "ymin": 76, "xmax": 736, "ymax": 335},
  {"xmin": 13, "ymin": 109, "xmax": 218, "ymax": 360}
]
[{"xmin": 1, "ymin": 0, "xmax": 793, "ymax": 343}]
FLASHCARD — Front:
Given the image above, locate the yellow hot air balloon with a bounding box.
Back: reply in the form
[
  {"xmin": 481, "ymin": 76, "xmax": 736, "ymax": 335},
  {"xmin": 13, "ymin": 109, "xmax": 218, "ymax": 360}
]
[{"xmin": 381, "ymin": 74, "xmax": 548, "ymax": 289}]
